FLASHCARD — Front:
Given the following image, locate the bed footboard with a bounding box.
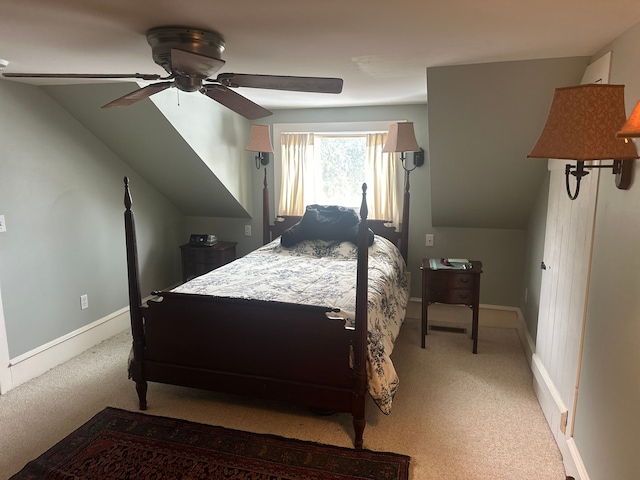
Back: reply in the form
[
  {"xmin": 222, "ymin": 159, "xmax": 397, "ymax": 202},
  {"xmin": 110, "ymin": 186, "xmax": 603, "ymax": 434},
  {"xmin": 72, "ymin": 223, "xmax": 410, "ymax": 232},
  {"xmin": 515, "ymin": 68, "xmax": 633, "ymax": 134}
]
[
  {"xmin": 123, "ymin": 178, "xmax": 370, "ymax": 448},
  {"xmin": 131, "ymin": 294, "xmax": 356, "ymax": 407}
]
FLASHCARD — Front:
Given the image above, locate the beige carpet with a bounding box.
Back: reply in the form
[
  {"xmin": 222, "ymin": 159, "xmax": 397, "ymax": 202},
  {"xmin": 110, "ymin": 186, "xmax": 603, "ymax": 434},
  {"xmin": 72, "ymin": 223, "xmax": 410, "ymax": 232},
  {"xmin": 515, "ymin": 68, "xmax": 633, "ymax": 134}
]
[{"xmin": 0, "ymin": 315, "xmax": 566, "ymax": 479}]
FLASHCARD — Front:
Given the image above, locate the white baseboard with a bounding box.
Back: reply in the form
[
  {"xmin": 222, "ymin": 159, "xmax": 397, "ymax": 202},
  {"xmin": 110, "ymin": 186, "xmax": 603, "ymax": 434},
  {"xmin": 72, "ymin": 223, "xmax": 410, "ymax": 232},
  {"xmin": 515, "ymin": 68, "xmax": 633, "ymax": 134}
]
[
  {"xmin": 513, "ymin": 308, "xmax": 534, "ymax": 369},
  {"xmin": 0, "ymin": 289, "xmax": 11, "ymax": 394},
  {"xmin": 407, "ymin": 298, "xmax": 521, "ymax": 329},
  {"xmin": 531, "ymin": 353, "xmax": 590, "ymax": 480},
  {"xmin": 566, "ymin": 438, "xmax": 591, "ymax": 480},
  {"xmin": 5, "ymin": 307, "xmax": 131, "ymax": 392}
]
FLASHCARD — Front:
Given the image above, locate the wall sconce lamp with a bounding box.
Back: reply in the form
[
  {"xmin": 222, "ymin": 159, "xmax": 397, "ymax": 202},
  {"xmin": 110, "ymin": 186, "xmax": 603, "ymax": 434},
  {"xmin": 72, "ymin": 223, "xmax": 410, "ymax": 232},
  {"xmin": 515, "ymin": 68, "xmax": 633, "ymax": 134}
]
[
  {"xmin": 383, "ymin": 121, "xmax": 422, "ymax": 255},
  {"xmin": 617, "ymin": 100, "xmax": 640, "ymax": 138},
  {"xmin": 382, "ymin": 122, "xmax": 424, "ymax": 173},
  {"xmin": 245, "ymin": 124, "xmax": 274, "ymax": 170},
  {"xmin": 527, "ymin": 84, "xmax": 639, "ymax": 200}
]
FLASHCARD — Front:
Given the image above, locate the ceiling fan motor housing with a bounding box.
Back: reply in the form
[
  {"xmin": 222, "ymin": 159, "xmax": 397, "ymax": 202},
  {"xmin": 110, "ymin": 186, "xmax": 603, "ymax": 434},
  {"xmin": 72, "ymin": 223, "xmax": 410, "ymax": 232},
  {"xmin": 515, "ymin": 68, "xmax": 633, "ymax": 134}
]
[{"xmin": 146, "ymin": 26, "xmax": 225, "ymax": 77}]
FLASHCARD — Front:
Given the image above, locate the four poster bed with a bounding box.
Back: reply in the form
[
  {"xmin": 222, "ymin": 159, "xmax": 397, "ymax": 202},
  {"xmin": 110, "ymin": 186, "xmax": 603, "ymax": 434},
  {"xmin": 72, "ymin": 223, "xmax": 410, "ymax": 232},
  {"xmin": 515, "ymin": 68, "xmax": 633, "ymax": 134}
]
[{"xmin": 123, "ymin": 171, "xmax": 411, "ymax": 448}]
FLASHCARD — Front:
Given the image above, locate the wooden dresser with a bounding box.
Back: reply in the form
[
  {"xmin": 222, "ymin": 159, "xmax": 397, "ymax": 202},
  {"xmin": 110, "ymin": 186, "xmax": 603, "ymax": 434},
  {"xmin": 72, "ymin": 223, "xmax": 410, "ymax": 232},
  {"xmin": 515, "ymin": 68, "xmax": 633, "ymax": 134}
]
[
  {"xmin": 179, "ymin": 241, "xmax": 237, "ymax": 282},
  {"xmin": 421, "ymin": 259, "xmax": 483, "ymax": 353}
]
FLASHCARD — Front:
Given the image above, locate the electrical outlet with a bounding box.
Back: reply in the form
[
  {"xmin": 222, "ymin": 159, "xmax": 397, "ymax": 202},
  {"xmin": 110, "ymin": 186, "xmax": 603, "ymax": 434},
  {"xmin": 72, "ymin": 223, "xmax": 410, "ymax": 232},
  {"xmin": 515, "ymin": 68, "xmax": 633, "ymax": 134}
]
[
  {"xmin": 244, "ymin": 225, "xmax": 252, "ymax": 236},
  {"xmin": 0, "ymin": 215, "xmax": 6, "ymax": 233},
  {"xmin": 425, "ymin": 234, "xmax": 434, "ymax": 247},
  {"xmin": 80, "ymin": 294, "xmax": 89, "ymax": 310}
]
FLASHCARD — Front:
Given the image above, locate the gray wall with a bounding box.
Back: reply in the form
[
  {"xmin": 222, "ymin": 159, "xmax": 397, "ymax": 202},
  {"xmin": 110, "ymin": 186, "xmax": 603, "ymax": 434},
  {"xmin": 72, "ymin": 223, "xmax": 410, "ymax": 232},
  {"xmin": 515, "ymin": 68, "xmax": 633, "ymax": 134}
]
[
  {"xmin": 215, "ymin": 60, "xmax": 587, "ymax": 307},
  {"xmin": 425, "ymin": 58, "xmax": 588, "ymax": 308},
  {"xmin": 570, "ymin": 22, "xmax": 640, "ymax": 480},
  {"xmin": 0, "ymin": 80, "xmax": 184, "ymax": 358},
  {"xmin": 42, "ymin": 83, "xmax": 253, "ymax": 219},
  {"xmin": 199, "ymin": 104, "xmax": 532, "ymax": 304},
  {"xmin": 427, "ymin": 57, "xmax": 589, "ymax": 229}
]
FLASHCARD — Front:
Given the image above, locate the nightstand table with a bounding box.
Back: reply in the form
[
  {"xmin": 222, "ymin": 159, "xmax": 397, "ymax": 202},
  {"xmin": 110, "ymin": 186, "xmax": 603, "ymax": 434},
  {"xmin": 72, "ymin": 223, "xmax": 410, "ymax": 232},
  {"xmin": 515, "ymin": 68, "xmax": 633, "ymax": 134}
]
[
  {"xmin": 180, "ymin": 241, "xmax": 238, "ymax": 282},
  {"xmin": 421, "ymin": 259, "xmax": 483, "ymax": 353}
]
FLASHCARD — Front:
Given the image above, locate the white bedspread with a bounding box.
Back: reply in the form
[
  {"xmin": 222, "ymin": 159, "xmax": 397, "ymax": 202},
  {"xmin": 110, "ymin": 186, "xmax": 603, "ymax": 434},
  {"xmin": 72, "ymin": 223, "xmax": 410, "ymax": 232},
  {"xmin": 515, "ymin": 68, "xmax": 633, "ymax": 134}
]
[{"xmin": 172, "ymin": 236, "xmax": 410, "ymax": 414}]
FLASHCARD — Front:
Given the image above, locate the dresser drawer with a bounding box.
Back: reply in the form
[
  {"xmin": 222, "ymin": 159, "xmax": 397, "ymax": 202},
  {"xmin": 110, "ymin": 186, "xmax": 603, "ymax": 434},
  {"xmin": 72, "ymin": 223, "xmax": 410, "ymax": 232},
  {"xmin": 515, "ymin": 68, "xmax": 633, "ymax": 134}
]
[
  {"xmin": 427, "ymin": 272, "xmax": 476, "ymax": 289},
  {"xmin": 183, "ymin": 248, "xmax": 222, "ymax": 264},
  {"xmin": 428, "ymin": 288, "xmax": 475, "ymax": 304}
]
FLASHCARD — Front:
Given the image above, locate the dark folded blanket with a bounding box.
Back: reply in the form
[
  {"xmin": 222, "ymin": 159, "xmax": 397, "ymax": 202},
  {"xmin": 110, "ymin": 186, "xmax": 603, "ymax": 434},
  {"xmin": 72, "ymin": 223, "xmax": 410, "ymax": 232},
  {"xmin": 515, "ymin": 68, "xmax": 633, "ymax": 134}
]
[{"xmin": 281, "ymin": 204, "xmax": 374, "ymax": 247}]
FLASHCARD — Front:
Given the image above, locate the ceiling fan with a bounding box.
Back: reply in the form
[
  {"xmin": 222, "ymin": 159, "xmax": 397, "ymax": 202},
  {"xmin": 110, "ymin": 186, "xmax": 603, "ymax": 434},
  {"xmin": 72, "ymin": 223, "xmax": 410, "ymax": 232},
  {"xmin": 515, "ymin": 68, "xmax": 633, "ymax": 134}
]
[{"xmin": 2, "ymin": 26, "xmax": 344, "ymax": 120}]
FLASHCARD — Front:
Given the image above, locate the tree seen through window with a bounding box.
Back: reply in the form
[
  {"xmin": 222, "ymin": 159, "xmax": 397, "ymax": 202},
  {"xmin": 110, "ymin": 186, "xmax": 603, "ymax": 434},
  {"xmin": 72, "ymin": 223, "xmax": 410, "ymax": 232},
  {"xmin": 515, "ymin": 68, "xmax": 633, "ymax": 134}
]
[{"xmin": 314, "ymin": 135, "xmax": 366, "ymax": 208}]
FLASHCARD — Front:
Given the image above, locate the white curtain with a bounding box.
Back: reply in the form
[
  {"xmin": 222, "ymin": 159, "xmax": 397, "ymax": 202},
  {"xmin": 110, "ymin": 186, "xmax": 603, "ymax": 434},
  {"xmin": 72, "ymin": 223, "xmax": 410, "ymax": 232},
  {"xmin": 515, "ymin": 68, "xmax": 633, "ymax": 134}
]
[
  {"xmin": 365, "ymin": 133, "xmax": 401, "ymax": 228},
  {"xmin": 278, "ymin": 133, "xmax": 315, "ymax": 216},
  {"xmin": 278, "ymin": 132, "xmax": 401, "ymax": 225}
]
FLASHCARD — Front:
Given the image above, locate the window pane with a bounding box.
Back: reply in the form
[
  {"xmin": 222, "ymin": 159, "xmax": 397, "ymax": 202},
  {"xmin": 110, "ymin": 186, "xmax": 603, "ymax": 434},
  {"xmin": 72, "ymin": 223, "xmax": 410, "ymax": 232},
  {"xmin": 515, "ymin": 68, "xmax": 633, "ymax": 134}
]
[{"xmin": 315, "ymin": 136, "xmax": 366, "ymax": 208}]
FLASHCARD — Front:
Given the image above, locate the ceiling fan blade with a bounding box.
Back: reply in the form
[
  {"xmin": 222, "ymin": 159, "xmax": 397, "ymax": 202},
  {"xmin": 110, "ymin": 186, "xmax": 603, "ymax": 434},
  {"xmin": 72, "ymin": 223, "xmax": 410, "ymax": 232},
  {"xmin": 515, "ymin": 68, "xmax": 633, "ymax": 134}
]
[
  {"xmin": 2, "ymin": 72, "xmax": 163, "ymax": 81},
  {"xmin": 101, "ymin": 81, "xmax": 173, "ymax": 108},
  {"xmin": 201, "ymin": 85, "xmax": 272, "ymax": 120},
  {"xmin": 171, "ymin": 48, "xmax": 225, "ymax": 78},
  {"xmin": 217, "ymin": 73, "xmax": 343, "ymax": 94}
]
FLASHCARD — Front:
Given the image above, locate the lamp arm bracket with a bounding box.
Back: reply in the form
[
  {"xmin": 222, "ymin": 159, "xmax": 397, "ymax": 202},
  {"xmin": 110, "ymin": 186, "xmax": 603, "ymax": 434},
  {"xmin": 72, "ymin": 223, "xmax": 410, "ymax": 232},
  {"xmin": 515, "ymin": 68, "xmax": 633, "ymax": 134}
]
[
  {"xmin": 565, "ymin": 158, "xmax": 634, "ymax": 199},
  {"xmin": 565, "ymin": 162, "xmax": 586, "ymax": 200},
  {"xmin": 400, "ymin": 153, "xmax": 417, "ymax": 173},
  {"xmin": 254, "ymin": 152, "xmax": 270, "ymax": 170}
]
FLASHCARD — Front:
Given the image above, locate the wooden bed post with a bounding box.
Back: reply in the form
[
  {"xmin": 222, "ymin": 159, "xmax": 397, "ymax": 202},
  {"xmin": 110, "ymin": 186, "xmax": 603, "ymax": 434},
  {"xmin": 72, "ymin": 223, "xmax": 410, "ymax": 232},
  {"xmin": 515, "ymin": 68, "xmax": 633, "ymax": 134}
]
[
  {"xmin": 123, "ymin": 177, "xmax": 147, "ymax": 410},
  {"xmin": 262, "ymin": 168, "xmax": 270, "ymax": 245},
  {"xmin": 352, "ymin": 183, "xmax": 369, "ymax": 449}
]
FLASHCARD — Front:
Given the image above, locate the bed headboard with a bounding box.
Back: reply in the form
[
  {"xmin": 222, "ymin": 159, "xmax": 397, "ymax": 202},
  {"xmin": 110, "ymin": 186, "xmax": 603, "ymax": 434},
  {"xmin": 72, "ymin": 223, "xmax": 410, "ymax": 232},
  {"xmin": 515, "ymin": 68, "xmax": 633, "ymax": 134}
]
[
  {"xmin": 269, "ymin": 216, "xmax": 399, "ymax": 247},
  {"xmin": 262, "ymin": 170, "xmax": 410, "ymax": 262}
]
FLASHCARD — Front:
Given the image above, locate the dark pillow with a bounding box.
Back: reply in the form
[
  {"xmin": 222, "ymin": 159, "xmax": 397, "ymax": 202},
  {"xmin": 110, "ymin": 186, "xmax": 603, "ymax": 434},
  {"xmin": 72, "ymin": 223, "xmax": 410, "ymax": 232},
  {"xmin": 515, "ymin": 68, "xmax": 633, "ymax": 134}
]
[{"xmin": 280, "ymin": 205, "xmax": 374, "ymax": 247}]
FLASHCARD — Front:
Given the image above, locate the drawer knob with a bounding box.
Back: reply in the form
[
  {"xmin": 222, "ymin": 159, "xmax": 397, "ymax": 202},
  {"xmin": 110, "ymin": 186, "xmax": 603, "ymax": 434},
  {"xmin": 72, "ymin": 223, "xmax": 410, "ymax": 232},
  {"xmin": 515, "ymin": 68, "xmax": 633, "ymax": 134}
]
[{"xmin": 460, "ymin": 278, "xmax": 469, "ymax": 284}]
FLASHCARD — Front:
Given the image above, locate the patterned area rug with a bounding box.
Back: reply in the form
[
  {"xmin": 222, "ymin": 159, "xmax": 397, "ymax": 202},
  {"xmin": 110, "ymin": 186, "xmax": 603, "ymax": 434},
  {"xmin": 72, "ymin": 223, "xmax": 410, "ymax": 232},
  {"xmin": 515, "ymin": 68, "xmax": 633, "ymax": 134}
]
[{"xmin": 11, "ymin": 407, "xmax": 410, "ymax": 479}]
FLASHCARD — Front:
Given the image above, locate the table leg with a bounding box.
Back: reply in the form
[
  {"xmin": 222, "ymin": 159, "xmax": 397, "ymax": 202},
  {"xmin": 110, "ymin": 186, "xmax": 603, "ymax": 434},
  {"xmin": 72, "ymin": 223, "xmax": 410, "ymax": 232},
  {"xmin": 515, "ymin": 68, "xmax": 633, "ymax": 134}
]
[
  {"xmin": 421, "ymin": 300, "xmax": 428, "ymax": 348},
  {"xmin": 472, "ymin": 305, "xmax": 478, "ymax": 354}
]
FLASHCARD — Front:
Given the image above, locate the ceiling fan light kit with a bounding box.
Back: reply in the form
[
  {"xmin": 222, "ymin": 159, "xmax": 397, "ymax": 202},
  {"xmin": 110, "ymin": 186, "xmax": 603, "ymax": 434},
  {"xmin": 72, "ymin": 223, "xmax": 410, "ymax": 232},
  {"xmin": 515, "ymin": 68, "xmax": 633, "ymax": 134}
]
[{"xmin": 2, "ymin": 26, "xmax": 343, "ymax": 120}]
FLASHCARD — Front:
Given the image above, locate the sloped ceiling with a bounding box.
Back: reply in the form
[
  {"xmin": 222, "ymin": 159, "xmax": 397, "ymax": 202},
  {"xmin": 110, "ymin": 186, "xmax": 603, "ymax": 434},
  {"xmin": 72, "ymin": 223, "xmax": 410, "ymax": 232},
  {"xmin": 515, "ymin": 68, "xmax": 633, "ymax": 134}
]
[
  {"xmin": 43, "ymin": 82, "xmax": 251, "ymax": 218},
  {"xmin": 3, "ymin": 2, "xmax": 640, "ymax": 230},
  {"xmin": 427, "ymin": 57, "xmax": 591, "ymax": 229},
  {"xmin": 2, "ymin": 1, "xmax": 640, "ymax": 110}
]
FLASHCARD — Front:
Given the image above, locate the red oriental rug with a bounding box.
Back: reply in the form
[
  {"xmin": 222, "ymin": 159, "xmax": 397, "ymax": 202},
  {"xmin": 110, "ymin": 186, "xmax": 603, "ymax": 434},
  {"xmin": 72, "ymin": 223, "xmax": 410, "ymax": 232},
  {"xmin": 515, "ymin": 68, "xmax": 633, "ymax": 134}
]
[{"xmin": 11, "ymin": 407, "xmax": 410, "ymax": 479}]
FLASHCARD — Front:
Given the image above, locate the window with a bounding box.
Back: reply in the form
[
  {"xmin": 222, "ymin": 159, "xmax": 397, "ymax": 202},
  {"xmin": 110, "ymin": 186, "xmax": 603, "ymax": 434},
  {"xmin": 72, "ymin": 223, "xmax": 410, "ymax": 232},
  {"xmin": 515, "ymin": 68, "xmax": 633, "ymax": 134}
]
[
  {"xmin": 275, "ymin": 121, "xmax": 403, "ymax": 227},
  {"xmin": 311, "ymin": 135, "xmax": 366, "ymax": 209}
]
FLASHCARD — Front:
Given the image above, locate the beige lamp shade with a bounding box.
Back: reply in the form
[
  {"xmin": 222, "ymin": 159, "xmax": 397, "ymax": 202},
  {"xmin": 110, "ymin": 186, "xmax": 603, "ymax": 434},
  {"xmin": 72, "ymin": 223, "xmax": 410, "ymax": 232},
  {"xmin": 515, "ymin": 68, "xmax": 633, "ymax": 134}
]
[
  {"xmin": 617, "ymin": 100, "xmax": 640, "ymax": 138},
  {"xmin": 528, "ymin": 84, "xmax": 638, "ymax": 161},
  {"xmin": 383, "ymin": 122, "xmax": 420, "ymax": 153},
  {"xmin": 245, "ymin": 124, "xmax": 274, "ymax": 153}
]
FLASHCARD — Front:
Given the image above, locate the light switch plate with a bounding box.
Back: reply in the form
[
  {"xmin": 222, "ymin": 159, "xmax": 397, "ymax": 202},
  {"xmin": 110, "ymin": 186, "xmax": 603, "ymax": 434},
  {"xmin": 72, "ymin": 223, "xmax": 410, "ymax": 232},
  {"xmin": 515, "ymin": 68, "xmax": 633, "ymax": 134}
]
[
  {"xmin": 425, "ymin": 234, "xmax": 434, "ymax": 247},
  {"xmin": 0, "ymin": 215, "xmax": 6, "ymax": 233}
]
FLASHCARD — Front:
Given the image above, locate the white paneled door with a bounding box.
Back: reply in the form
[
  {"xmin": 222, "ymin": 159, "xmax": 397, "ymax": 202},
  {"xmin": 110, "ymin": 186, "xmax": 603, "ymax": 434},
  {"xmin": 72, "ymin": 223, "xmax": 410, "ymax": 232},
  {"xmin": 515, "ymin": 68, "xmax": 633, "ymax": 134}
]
[
  {"xmin": 532, "ymin": 53, "xmax": 610, "ymax": 478},
  {"xmin": 535, "ymin": 160, "xmax": 599, "ymax": 433}
]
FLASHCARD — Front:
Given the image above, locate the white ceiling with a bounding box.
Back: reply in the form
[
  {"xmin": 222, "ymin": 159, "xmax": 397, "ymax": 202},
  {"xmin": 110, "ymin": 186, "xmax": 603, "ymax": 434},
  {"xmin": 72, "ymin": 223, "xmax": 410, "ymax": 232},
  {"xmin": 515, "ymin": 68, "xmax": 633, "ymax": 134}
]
[{"xmin": 2, "ymin": 0, "xmax": 640, "ymax": 111}]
